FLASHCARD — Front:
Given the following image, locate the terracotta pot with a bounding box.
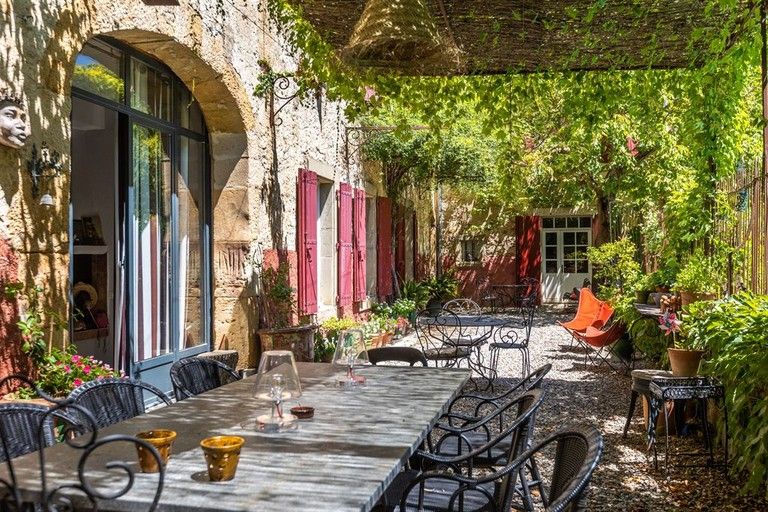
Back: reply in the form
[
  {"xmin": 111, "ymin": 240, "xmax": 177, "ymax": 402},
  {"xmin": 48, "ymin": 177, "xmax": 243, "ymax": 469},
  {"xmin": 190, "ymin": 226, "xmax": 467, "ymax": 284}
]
[
  {"xmin": 679, "ymin": 290, "xmax": 716, "ymax": 306},
  {"xmin": 668, "ymin": 348, "xmax": 704, "ymax": 377},
  {"xmin": 381, "ymin": 333, "xmax": 394, "ymax": 346}
]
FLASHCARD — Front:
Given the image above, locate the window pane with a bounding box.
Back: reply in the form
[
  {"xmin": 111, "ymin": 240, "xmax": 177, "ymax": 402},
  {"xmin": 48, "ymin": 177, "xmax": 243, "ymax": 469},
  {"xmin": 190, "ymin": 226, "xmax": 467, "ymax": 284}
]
[
  {"xmin": 178, "ymin": 137, "xmax": 206, "ymax": 349},
  {"xmin": 132, "ymin": 124, "xmax": 171, "ymax": 361},
  {"xmin": 576, "ymin": 232, "xmax": 588, "ymax": 245},
  {"xmin": 73, "ymin": 40, "xmax": 124, "ymax": 102},
  {"xmin": 564, "ymin": 261, "xmax": 576, "ymax": 273},
  {"xmin": 546, "ymin": 261, "xmax": 558, "ymax": 273},
  {"xmin": 131, "ymin": 58, "xmax": 172, "ymax": 121},
  {"xmin": 177, "ymin": 87, "xmax": 205, "ymax": 133},
  {"xmin": 554, "ymin": 217, "xmax": 566, "ymax": 228},
  {"xmin": 543, "ymin": 218, "xmax": 553, "ymax": 229},
  {"xmin": 545, "ymin": 232, "xmax": 557, "ymax": 245},
  {"xmin": 563, "ymin": 232, "xmax": 575, "ymax": 245},
  {"xmin": 567, "ymin": 217, "xmax": 578, "ymax": 228},
  {"xmin": 580, "ymin": 217, "xmax": 592, "ymax": 228},
  {"xmin": 577, "ymin": 261, "xmax": 589, "ymax": 273},
  {"xmin": 546, "ymin": 247, "xmax": 557, "ymax": 260}
]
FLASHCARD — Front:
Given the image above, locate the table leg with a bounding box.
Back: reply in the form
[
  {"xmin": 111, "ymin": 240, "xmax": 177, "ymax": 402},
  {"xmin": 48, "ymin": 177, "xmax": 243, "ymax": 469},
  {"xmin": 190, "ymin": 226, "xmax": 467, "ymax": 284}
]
[{"xmin": 623, "ymin": 390, "xmax": 638, "ymax": 439}]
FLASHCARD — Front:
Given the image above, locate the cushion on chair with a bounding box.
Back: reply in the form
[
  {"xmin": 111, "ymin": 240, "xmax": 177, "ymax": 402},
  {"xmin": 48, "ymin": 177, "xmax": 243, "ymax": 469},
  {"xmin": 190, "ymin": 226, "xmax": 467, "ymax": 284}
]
[{"xmin": 424, "ymin": 346, "xmax": 472, "ymax": 360}]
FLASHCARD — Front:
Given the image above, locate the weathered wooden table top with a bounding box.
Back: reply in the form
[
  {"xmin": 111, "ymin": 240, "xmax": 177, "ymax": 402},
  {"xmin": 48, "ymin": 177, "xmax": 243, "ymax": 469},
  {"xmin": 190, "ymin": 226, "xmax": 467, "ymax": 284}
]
[{"xmin": 2, "ymin": 363, "xmax": 470, "ymax": 512}]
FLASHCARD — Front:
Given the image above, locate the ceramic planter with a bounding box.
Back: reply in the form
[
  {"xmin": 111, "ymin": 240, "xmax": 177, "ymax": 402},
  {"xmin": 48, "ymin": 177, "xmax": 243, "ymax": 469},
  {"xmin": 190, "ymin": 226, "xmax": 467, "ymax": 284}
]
[{"xmin": 668, "ymin": 348, "xmax": 704, "ymax": 377}]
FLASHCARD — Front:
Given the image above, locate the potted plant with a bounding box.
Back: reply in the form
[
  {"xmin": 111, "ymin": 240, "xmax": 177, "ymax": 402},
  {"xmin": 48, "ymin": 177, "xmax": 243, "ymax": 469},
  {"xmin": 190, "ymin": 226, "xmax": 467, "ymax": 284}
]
[
  {"xmin": 256, "ymin": 261, "xmax": 317, "ymax": 362},
  {"xmin": 400, "ymin": 280, "xmax": 430, "ymax": 311},
  {"xmin": 659, "ymin": 311, "xmax": 704, "ymax": 377},
  {"xmin": 315, "ymin": 317, "xmax": 358, "ymax": 363},
  {"xmin": 674, "ymin": 251, "xmax": 723, "ymax": 306},
  {"xmin": 425, "ymin": 272, "xmax": 459, "ymax": 313}
]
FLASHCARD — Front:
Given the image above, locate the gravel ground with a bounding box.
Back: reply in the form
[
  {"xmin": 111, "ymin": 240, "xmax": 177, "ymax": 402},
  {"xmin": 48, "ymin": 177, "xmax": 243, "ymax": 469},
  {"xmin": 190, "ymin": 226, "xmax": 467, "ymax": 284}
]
[{"xmin": 396, "ymin": 309, "xmax": 767, "ymax": 511}]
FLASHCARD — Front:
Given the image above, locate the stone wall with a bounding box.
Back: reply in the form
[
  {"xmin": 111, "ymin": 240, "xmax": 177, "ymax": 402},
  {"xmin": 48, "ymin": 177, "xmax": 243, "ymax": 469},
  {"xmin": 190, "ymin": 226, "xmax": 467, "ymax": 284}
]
[{"xmin": 0, "ymin": 0, "xmax": 363, "ymax": 373}]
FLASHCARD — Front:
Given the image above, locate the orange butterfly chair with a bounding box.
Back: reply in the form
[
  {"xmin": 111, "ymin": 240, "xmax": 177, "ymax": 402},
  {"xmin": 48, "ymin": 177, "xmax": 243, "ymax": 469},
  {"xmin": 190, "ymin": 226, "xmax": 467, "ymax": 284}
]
[
  {"xmin": 573, "ymin": 322, "xmax": 631, "ymax": 373},
  {"xmin": 559, "ymin": 288, "xmax": 614, "ymax": 335}
]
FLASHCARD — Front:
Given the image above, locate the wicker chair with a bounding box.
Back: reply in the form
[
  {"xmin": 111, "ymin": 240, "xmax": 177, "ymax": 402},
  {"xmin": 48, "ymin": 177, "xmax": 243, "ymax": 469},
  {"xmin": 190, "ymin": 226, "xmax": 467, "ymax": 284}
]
[
  {"xmin": 0, "ymin": 403, "xmax": 74, "ymax": 462},
  {"xmin": 415, "ymin": 310, "xmax": 472, "ymax": 368},
  {"xmin": 170, "ymin": 357, "xmax": 240, "ymax": 401},
  {"xmin": 395, "ymin": 425, "xmax": 603, "ymax": 512},
  {"xmin": 68, "ymin": 377, "xmax": 172, "ymax": 430},
  {"xmin": 367, "ymin": 347, "xmax": 428, "ymax": 367}
]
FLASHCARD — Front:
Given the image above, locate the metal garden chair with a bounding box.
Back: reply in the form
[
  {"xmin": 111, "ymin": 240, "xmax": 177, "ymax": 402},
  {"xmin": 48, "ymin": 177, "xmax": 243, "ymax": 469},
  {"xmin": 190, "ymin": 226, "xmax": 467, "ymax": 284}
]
[
  {"xmin": 0, "ymin": 375, "xmax": 165, "ymax": 511},
  {"xmin": 415, "ymin": 310, "xmax": 472, "ymax": 369},
  {"xmin": 67, "ymin": 377, "xmax": 172, "ymax": 430},
  {"xmin": 396, "ymin": 425, "xmax": 604, "ymax": 512},
  {"xmin": 367, "ymin": 347, "xmax": 428, "ymax": 367},
  {"xmin": 170, "ymin": 356, "xmax": 240, "ymax": 401},
  {"xmin": 443, "ymin": 298, "xmax": 483, "ymax": 315}
]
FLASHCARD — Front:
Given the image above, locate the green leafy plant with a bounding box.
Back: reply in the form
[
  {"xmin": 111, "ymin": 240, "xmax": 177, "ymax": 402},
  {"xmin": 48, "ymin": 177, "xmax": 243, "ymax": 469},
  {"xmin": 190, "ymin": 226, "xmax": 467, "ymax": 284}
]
[
  {"xmin": 315, "ymin": 316, "xmax": 358, "ymax": 362},
  {"xmin": 400, "ymin": 280, "xmax": 430, "ymax": 309},
  {"xmin": 425, "ymin": 271, "xmax": 459, "ymax": 303},
  {"xmin": 391, "ymin": 298, "xmax": 416, "ymax": 319},
  {"xmin": 674, "ymin": 249, "xmax": 725, "ymax": 295},
  {"xmin": 683, "ymin": 293, "xmax": 768, "ymax": 497},
  {"xmin": 258, "ymin": 262, "xmax": 296, "ymax": 329},
  {"xmin": 4, "ymin": 283, "xmax": 66, "ymax": 368},
  {"xmin": 370, "ymin": 302, "xmax": 394, "ymax": 318},
  {"xmin": 587, "ymin": 239, "xmax": 642, "ymax": 300}
]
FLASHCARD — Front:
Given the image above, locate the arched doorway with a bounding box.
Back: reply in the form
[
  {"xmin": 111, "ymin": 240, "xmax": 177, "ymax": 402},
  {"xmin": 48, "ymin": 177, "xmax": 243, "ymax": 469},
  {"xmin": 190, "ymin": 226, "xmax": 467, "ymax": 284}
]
[{"xmin": 70, "ymin": 36, "xmax": 211, "ymax": 393}]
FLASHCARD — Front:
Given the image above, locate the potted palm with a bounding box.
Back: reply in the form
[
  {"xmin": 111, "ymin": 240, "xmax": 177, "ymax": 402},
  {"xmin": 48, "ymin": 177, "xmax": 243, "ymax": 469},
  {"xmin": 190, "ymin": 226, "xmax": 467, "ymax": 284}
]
[
  {"xmin": 257, "ymin": 262, "xmax": 317, "ymax": 362},
  {"xmin": 424, "ymin": 272, "xmax": 459, "ymax": 313}
]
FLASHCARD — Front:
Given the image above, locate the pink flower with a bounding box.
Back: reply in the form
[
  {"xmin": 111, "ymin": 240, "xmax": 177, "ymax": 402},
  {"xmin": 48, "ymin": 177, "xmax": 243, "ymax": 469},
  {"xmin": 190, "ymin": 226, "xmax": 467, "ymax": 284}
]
[
  {"xmin": 63, "ymin": 365, "xmax": 71, "ymax": 374},
  {"xmin": 658, "ymin": 312, "xmax": 681, "ymax": 336},
  {"xmin": 83, "ymin": 365, "xmax": 91, "ymax": 375},
  {"xmin": 73, "ymin": 378, "xmax": 83, "ymax": 387},
  {"xmin": 71, "ymin": 354, "xmax": 81, "ymax": 363},
  {"xmin": 364, "ymin": 85, "xmax": 377, "ymax": 103}
]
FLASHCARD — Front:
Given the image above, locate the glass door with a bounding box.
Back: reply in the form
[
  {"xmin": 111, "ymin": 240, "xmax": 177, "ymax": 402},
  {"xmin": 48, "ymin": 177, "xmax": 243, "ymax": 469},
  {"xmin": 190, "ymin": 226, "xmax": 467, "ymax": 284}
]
[{"xmin": 540, "ymin": 217, "xmax": 592, "ymax": 303}]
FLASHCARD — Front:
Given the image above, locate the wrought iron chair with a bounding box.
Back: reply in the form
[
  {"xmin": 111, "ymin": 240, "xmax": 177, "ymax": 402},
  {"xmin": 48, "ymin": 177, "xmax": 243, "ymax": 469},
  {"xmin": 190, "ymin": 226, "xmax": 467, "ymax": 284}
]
[
  {"xmin": 0, "ymin": 375, "xmax": 165, "ymax": 511},
  {"xmin": 489, "ymin": 318, "xmax": 533, "ymax": 378},
  {"xmin": 68, "ymin": 377, "xmax": 172, "ymax": 430},
  {"xmin": 395, "ymin": 425, "xmax": 603, "ymax": 512},
  {"xmin": 443, "ymin": 298, "xmax": 482, "ymax": 315},
  {"xmin": 414, "ymin": 310, "xmax": 472, "ymax": 369},
  {"xmin": 170, "ymin": 356, "xmax": 240, "ymax": 401},
  {"xmin": 367, "ymin": 347, "xmax": 428, "ymax": 367}
]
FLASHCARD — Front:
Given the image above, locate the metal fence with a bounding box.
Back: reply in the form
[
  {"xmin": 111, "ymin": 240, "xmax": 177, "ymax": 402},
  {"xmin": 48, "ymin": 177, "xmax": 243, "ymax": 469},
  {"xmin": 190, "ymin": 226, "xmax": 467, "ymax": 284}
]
[{"xmin": 717, "ymin": 159, "xmax": 768, "ymax": 295}]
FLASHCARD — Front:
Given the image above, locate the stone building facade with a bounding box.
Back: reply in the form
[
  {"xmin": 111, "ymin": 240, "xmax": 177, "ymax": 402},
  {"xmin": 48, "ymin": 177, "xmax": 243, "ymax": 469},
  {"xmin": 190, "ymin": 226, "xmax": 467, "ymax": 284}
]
[{"xmin": 0, "ymin": 0, "xmax": 429, "ymax": 391}]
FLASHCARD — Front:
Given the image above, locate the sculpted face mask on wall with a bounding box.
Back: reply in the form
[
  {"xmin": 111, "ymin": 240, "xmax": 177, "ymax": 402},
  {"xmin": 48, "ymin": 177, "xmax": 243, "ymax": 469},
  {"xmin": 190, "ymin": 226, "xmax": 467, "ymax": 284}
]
[{"xmin": 0, "ymin": 91, "xmax": 30, "ymax": 149}]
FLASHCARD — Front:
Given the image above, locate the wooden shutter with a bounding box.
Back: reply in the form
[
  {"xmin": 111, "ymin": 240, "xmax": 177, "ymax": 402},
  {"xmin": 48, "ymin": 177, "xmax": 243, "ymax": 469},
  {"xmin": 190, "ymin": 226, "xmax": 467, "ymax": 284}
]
[
  {"xmin": 412, "ymin": 212, "xmax": 418, "ymax": 280},
  {"xmin": 337, "ymin": 183, "xmax": 353, "ymax": 306},
  {"xmin": 297, "ymin": 169, "xmax": 318, "ymax": 315},
  {"xmin": 377, "ymin": 196, "xmax": 393, "ymax": 298},
  {"xmin": 353, "ymin": 188, "xmax": 367, "ymax": 302}
]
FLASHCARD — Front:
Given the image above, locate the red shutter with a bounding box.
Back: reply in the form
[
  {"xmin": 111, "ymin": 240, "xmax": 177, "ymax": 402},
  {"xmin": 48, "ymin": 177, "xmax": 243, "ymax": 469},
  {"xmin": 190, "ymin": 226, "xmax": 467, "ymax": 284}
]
[
  {"xmin": 353, "ymin": 188, "xmax": 367, "ymax": 302},
  {"xmin": 377, "ymin": 196, "xmax": 393, "ymax": 298},
  {"xmin": 337, "ymin": 183, "xmax": 354, "ymax": 306},
  {"xmin": 297, "ymin": 169, "xmax": 318, "ymax": 315},
  {"xmin": 515, "ymin": 215, "xmax": 541, "ymax": 303}
]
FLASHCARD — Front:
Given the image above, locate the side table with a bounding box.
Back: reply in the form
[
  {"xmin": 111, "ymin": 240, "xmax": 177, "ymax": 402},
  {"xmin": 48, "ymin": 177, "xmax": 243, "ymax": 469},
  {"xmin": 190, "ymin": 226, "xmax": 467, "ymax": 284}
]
[
  {"xmin": 622, "ymin": 369, "xmax": 673, "ymax": 438},
  {"xmin": 647, "ymin": 376, "xmax": 728, "ymax": 475}
]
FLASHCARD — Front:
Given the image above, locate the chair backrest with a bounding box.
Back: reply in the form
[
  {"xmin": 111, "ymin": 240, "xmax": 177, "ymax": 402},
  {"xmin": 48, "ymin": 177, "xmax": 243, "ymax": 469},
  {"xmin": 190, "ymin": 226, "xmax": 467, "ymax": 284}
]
[
  {"xmin": 443, "ymin": 298, "xmax": 482, "ymax": 315},
  {"xmin": 170, "ymin": 357, "xmax": 240, "ymax": 401},
  {"xmin": 574, "ymin": 288, "xmax": 603, "ymax": 322},
  {"xmin": 0, "ymin": 403, "xmax": 63, "ymax": 462},
  {"xmin": 594, "ymin": 301, "xmax": 615, "ymax": 328},
  {"xmin": 541, "ymin": 426, "xmax": 604, "ymax": 512},
  {"xmin": 414, "ymin": 309, "xmax": 463, "ymax": 351},
  {"xmin": 367, "ymin": 347, "xmax": 428, "ymax": 367},
  {"xmin": 68, "ymin": 377, "xmax": 172, "ymax": 430}
]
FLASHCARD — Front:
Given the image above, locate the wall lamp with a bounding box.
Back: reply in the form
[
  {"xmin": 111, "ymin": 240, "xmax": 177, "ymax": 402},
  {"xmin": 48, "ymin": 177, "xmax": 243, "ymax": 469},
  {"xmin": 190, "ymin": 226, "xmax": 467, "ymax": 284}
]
[{"xmin": 26, "ymin": 142, "xmax": 62, "ymax": 206}]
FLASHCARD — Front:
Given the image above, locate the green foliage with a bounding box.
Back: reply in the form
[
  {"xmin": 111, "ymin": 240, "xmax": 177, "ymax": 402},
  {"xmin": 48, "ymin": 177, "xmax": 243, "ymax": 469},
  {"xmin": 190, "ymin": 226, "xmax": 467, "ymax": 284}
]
[
  {"xmin": 4, "ymin": 283, "xmax": 65, "ymax": 367},
  {"xmin": 684, "ymin": 293, "xmax": 768, "ymax": 497},
  {"xmin": 425, "ymin": 271, "xmax": 459, "ymax": 302},
  {"xmin": 587, "ymin": 239, "xmax": 641, "ymax": 299},
  {"xmin": 259, "ymin": 263, "xmax": 296, "ymax": 329},
  {"xmin": 400, "ymin": 280, "xmax": 430, "ymax": 309},
  {"xmin": 674, "ymin": 249, "xmax": 725, "ymax": 295},
  {"xmin": 315, "ymin": 317, "xmax": 358, "ymax": 362},
  {"xmin": 72, "ymin": 64, "xmax": 124, "ymax": 102},
  {"xmin": 370, "ymin": 299, "xmax": 417, "ymax": 320}
]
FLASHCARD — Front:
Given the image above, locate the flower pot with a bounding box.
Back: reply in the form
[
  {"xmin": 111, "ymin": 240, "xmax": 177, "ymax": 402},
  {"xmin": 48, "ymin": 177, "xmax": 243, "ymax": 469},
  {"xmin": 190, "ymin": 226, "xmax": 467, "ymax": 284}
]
[
  {"xmin": 668, "ymin": 348, "xmax": 704, "ymax": 377},
  {"xmin": 635, "ymin": 290, "xmax": 650, "ymax": 304},
  {"xmin": 679, "ymin": 290, "xmax": 716, "ymax": 307},
  {"xmin": 381, "ymin": 333, "xmax": 394, "ymax": 346},
  {"xmin": 258, "ymin": 324, "xmax": 318, "ymax": 362}
]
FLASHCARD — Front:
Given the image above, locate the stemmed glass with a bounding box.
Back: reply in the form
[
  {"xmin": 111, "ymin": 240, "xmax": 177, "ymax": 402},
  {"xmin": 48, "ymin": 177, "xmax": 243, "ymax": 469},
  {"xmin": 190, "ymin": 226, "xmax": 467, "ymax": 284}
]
[
  {"xmin": 331, "ymin": 329, "xmax": 369, "ymax": 387},
  {"xmin": 253, "ymin": 350, "xmax": 302, "ymax": 432}
]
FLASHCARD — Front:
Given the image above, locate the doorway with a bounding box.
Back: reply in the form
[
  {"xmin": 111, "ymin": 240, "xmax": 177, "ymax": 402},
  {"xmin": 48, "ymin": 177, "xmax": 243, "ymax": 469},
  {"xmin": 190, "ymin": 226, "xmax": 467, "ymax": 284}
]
[
  {"xmin": 540, "ymin": 216, "xmax": 592, "ymax": 303},
  {"xmin": 70, "ymin": 37, "xmax": 211, "ymax": 392}
]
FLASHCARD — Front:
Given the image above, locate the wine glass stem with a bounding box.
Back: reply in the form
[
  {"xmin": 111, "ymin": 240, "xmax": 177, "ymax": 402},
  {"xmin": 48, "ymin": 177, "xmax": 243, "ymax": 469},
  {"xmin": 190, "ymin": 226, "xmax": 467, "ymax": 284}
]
[{"xmin": 271, "ymin": 399, "xmax": 283, "ymax": 420}]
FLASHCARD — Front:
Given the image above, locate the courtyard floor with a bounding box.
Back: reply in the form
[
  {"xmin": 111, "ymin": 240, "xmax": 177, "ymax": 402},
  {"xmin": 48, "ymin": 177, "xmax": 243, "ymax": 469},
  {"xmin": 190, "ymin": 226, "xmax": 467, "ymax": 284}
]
[{"xmin": 398, "ymin": 309, "xmax": 766, "ymax": 511}]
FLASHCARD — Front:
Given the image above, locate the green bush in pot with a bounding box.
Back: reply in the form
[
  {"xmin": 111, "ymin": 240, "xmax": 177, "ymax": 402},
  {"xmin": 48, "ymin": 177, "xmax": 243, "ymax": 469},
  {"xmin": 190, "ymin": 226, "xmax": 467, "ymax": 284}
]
[{"xmin": 674, "ymin": 250, "xmax": 724, "ymax": 304}]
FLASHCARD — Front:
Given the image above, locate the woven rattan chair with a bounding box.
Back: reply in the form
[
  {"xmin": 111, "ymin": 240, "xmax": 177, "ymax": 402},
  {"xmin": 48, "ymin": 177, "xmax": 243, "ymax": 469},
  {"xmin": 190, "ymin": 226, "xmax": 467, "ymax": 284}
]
[
  {"xmin": 170, "ymin": 357, "xmax": 240, "ymax": 401},
  {"xmin": 68, "ymin": 377, "xmax": 171, "ymax": 430},
  {"xmin": 367, "ymin": 347, "xmax": 428, "ymax": 367},
  {"xmin": 0, "ymin": 403, "xmax": 74, "ymax": 462},
  {"xmin": 394, "ymin": 425, "xmax": 603, "ymax": 512}
]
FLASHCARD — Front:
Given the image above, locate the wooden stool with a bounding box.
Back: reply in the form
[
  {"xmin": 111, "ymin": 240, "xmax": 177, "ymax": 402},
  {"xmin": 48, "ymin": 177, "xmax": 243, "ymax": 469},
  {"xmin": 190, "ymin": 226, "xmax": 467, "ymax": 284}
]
[{"xmin": 622, "ymin": 369, "xmax": 672, "ymax": 438}]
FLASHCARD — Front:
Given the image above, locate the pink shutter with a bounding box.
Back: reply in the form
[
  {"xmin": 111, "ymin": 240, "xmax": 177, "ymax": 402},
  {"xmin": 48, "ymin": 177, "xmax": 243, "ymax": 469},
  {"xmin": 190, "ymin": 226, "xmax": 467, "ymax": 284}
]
[
  {"xmin": 377, "ymin": 196, "xmax": 393, "ymax": 298},
  {"xmin": 297, "ymin": 169, "xmax": 318, "ymax": 315},
  {"xmin": 337, "ymin": 183, "xmax": 354, "ymax": 306},
  {"xmin": 353, "ymin": 188, "xmax": 367, "ymax": 302}
]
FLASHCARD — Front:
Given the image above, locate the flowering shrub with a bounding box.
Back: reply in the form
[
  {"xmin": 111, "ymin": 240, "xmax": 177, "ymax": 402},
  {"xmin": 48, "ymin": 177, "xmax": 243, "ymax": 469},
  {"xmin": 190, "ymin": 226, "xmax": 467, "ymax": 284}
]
[{"xmin": 17, "ymin": 346, "xmax": 122, "ymax": 398}]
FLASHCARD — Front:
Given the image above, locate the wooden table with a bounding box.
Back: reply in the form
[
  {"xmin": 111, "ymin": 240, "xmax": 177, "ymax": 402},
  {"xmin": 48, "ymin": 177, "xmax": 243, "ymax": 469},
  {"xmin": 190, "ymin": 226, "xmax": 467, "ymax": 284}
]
[{"xmin": 2, "ymin": 363, "xmax": 470, "ymax": 512}]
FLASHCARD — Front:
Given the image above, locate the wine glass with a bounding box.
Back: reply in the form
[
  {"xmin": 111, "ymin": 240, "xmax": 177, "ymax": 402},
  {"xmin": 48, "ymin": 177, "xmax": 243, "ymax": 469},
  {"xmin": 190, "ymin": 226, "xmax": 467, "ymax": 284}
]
[{"xmin": 331, "ymin": 329, "xmax": 369, "ymax": 386}]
